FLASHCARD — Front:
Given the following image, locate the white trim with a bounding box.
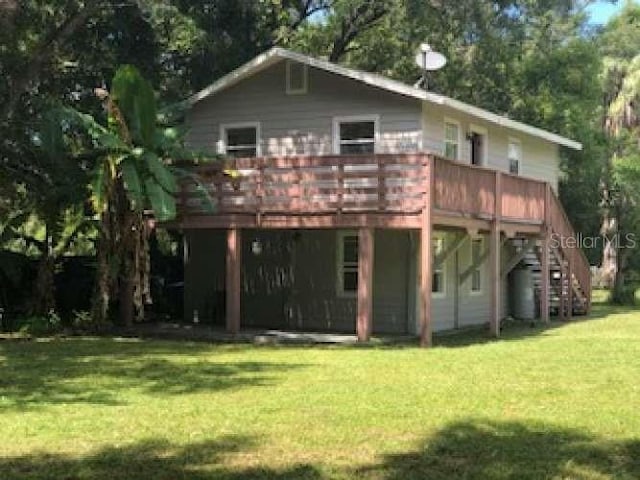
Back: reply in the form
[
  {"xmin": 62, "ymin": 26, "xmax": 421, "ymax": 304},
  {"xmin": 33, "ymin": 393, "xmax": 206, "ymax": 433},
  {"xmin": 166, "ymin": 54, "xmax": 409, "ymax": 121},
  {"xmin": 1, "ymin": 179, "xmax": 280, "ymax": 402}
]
[
  {"xmin": 469, "ymin": 237, "xmax": 484, "ymax": 296},
  {"xmin": 508, "ymin": 137, "xmax": 522, "ymax": 175},
  {"xmin": 285, "ymin": 60, "xmax": 308, "ymax": 95},
  {"xmin": 336, "ymin": 230, "xmax": 359, "ymax": 298},
  {"xmin": 218, "ymin": 121, "xmax": 262, "ymax": 157},
  {"xmin": 332, "ymin": 114, "xmax": 380, "ymax": 155},
  {"xmin": 444, "ymin": 117, "xmax": 462, "ymax": 161},
  {"xmin": 187, "ymin": 47, "xmax": 582, "ymax": 151},
  {"xmin": 469, "ymin": 124, "xmax": 489, "ymax": 167},
  {"xmin": 432, "ymin": 235, "xmax": 446, "ymax": 299}
]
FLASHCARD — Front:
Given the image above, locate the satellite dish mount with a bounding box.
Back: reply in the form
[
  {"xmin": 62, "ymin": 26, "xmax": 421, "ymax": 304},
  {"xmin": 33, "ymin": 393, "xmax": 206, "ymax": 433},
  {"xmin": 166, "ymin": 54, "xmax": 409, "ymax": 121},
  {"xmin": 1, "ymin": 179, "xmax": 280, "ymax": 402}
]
[{"xmin": 415, "ymin": 43, "xmax": 447, "ymax": 90}]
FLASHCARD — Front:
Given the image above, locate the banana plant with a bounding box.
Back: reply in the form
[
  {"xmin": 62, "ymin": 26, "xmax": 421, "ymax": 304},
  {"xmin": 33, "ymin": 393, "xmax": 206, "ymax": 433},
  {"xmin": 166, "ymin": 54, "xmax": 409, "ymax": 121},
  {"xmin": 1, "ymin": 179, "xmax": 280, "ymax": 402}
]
[{"xmin": 46, "ymin": 65, "xmax": 218, "ymax": 326}]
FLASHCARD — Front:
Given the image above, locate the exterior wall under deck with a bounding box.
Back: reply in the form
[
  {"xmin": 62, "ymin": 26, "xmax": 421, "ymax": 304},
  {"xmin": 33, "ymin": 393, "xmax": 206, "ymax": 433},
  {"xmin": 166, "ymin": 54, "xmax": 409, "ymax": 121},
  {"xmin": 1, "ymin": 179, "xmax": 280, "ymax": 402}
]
[{"xmin": 184, "ymin": 227, "xmax": 513, "ymax": 334}]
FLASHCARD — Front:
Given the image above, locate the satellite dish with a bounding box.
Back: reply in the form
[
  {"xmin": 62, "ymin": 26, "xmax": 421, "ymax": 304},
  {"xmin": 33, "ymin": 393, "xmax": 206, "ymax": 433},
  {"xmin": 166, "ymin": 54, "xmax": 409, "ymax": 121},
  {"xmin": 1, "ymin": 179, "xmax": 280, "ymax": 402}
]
[{"xmin": 415, "ymin": 43, "xmax": 447, "ymax": 71}]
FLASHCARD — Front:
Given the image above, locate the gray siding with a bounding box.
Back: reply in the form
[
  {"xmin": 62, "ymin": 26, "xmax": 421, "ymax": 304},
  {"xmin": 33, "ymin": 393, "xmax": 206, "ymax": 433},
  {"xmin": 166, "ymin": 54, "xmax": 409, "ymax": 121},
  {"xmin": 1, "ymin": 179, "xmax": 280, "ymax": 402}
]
[
  {"xmin": 184, "ymin": 229, "xmax": 412, "ymax": 334},
  {"xmin": 186, "ymin": 61, "xmax": 423, "ymax": 156},
  {"xmin": 421, "ymin": 103, "xmax": 561, "ymax": 190}
]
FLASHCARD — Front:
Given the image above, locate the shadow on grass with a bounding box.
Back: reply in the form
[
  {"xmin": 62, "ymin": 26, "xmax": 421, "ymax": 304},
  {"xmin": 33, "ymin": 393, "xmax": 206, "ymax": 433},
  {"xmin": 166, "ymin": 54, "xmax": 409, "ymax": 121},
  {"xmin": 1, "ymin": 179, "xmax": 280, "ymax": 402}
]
[
  {"xmin": 356, "ymin": 419, "xmax": 640, "ymax": 480},
  {"xmin": 0, "ymin": 435, "xmax": 324, "ymax": 480},
  {"xmin": 0, "ymin": 338, "xmax": 308, "ymax": 410},
  {"xmin": 3, "ymin": 419, "xmax": 639, "ymax": 479}
]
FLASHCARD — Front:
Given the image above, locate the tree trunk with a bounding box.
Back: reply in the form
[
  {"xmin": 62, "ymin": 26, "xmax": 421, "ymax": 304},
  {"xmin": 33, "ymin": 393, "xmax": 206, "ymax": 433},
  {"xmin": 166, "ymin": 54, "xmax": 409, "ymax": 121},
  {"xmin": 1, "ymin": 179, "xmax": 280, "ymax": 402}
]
[{"xmin": 31, "ymin": 226, "xmax": 55, "ymax": 316}]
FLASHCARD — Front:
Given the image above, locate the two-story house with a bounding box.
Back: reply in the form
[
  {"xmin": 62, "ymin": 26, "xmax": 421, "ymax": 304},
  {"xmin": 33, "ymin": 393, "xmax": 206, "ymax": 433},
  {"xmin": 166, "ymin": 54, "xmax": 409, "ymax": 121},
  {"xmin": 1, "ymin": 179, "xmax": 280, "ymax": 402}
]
[{"xmin": 175, "ymin": 47, "xmax": 590, "ymax": 346}]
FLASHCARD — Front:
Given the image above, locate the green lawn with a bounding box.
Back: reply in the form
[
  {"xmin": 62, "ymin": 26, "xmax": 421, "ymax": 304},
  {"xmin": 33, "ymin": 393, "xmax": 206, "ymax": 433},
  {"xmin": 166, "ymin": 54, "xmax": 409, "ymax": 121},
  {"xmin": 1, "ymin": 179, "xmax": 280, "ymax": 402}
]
[{"xmin": 1, "ymin": 304, "xmax": 640, "ymax": 479}]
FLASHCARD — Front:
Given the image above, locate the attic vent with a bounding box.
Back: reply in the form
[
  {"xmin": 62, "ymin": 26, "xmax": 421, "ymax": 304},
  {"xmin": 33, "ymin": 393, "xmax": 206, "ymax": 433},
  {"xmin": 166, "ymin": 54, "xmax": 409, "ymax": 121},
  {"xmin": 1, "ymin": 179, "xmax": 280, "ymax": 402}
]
[{"xmin": 286, "ymin": 60, "xmax": 308, "ymax": 95}]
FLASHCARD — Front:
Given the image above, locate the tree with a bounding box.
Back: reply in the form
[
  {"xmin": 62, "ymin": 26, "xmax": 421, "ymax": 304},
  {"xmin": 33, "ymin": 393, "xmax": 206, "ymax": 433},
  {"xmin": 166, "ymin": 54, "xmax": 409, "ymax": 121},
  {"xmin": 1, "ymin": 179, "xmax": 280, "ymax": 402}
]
[{"xmin": 598, "ymin": 2, "xmax": 640, "ymax": 302}]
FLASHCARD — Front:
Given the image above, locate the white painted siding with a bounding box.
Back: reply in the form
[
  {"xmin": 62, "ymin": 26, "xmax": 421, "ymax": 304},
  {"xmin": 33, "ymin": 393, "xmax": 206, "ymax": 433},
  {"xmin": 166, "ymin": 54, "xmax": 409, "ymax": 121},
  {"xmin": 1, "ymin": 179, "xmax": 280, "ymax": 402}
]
[
  {"xmin": 422, "ymin": 102, "xmax": 561, "ymax": 190},
  {"xmin": 187, "ymin": 60, "xmax": 423, "ymax": 157}
]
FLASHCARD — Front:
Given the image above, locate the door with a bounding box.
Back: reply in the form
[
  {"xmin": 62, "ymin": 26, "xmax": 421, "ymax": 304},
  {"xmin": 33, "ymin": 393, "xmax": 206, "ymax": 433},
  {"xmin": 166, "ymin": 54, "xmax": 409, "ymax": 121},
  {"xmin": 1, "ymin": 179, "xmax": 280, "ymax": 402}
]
[{"xmin": 471, "ymin": 132, "xmax": 485, "ymax": 166}]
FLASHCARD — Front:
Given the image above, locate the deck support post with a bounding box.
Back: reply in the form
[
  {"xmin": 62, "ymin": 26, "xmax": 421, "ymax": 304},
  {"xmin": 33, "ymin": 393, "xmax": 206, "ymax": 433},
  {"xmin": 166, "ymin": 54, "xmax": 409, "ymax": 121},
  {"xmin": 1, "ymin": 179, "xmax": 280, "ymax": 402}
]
[
  {"xmin": 559, "ymin": 262, "xmax": 566, "ymax": 321},
  {"xmin": 357, "ymin": 227, "xmax": 374, "ymax": 342},
  {"xmin": 226, "ymin": 228, "xmax": 241, "ymax": 334},
  {"xmin": 489, "ymin": 172, "xmax": 502, "ymax": 337},
  {"xmin": 540, "ymin": 185, "xmax": 551, "ymax": 324},
  {"xmin": 540, "ymin": 234, "xmax": 550, "ymax": 324},
  {"xmin": 567, "ymin": 263, "xmax": 574, "ymax": 320},
  {"xmin": 419, "ymin": 158, "xmax": 433, "ymax": 347}
]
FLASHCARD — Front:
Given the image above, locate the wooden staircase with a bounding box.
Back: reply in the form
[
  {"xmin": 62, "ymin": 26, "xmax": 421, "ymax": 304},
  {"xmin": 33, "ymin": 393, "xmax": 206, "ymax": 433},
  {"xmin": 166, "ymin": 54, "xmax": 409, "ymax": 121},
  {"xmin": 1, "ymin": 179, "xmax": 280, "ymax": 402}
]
[
  {"xmin": 505, "ymin": 187, "xmax": 591, "ymax": 319},
  {"xmin": 509, "ymin": 240, "xmax": 589, "ymax": 318}
]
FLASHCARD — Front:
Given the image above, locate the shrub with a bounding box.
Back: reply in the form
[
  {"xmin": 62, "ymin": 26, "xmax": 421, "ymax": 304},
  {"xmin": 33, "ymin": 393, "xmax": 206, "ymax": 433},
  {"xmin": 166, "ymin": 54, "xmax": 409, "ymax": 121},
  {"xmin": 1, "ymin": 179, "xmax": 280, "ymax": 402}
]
[
  {"xmin": 71, "ymin": 310, "xmax": 111, "ymax": 334},
  {"xmin": 609, "ymin": 284, "xmax": 638, "ymax": 306},
  {"xmin": 17, "ymin": 310, "xmax": 62, "ymax": 336}
]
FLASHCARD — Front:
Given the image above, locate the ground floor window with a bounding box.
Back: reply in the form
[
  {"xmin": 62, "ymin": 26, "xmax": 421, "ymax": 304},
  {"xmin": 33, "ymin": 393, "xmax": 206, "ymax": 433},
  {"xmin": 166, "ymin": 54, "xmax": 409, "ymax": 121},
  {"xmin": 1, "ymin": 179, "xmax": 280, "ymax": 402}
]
[{"xmin": 337, "ymin": 232, "xmax": 359, "ymax": 296}]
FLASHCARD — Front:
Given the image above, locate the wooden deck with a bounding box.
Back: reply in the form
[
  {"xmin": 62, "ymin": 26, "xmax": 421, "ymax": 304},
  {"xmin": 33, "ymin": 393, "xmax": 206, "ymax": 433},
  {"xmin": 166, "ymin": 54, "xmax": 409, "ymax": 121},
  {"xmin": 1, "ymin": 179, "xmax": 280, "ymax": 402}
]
[
  {"xmin": 178, "ymin": 154, "xmax": 547, "ymax": 231},
  {"xmin": 176, "ymin": 153, "xmax": 591, "ymax": 346}
]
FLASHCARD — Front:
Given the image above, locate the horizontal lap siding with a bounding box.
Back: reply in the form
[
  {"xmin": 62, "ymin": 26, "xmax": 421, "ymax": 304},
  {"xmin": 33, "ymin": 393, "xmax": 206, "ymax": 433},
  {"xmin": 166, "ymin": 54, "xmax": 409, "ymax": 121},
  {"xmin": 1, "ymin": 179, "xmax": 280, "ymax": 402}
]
[
  {"xmin": 431, "ymin": 231, "xmax": 456, "ymax": 332},
  {"xmin": 187, "ymin": 61, "xmax": 422, "ymax": 156},
  {"xmin": 373, "ymin": 230, "xmax": 411, "ymax": 334},
  {"xmin": 457, "ymin": 234, "xmax": 491, "ymax": 328},
  {"xmin": 422, "ymin": 103, "xmax": 560, "ymax": 189}
]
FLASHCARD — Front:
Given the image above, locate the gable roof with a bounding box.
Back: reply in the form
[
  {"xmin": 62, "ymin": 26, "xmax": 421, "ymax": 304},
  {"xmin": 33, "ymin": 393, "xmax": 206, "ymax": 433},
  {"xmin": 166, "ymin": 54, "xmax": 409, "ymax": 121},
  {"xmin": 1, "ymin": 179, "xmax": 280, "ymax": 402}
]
[{"xmin": 187, "ymin": 47, "xmax": 582, "ymax": 151}]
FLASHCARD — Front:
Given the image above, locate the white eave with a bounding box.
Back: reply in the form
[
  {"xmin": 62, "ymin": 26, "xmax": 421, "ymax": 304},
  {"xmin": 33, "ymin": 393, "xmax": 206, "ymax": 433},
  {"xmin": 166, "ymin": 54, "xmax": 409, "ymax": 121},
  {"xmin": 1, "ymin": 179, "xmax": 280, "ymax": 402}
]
[{"xmin": 187, "ymin": 47, "xmax": 582, "ymax": 151}]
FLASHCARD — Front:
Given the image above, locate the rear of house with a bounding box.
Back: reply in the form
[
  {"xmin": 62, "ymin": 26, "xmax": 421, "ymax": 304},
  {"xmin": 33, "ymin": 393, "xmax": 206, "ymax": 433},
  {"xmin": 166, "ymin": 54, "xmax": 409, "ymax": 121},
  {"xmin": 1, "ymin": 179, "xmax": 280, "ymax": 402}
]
[{"xmin": 178, "ymin": 48, "xmax": 589, "ymax": 341}]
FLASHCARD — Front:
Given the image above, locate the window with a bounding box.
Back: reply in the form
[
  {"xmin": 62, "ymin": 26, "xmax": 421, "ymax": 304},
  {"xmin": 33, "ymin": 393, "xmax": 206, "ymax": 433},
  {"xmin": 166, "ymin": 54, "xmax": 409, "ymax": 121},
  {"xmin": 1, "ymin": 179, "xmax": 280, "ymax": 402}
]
[
  {"xmin": 508, "ymin": 139, "xmax": 522, "ymax": 175},
  {"xmin": 432, "ymin": 237, "xmax": 446, "ymax": 296},
  {"xmin": 471, "ymin": 238, "xmax": 483, "ymax": 293},
  {"xmin": 337, "ymin": 232, "xmax": 359, "ymax": 296},
  {"xmin": 220, "ymin": 123, "xmax": 260, "ymax": 158},
  {"xmin": 286, "ymin": 61, "xmax": 308, "ymax": 95},
  {"xmin": 334, "ymin": 116, "xmax": 378, "ymax": 154},
  {"xmin": 444, "ymin": 120, "xmax": 460, "ymax": 160}
]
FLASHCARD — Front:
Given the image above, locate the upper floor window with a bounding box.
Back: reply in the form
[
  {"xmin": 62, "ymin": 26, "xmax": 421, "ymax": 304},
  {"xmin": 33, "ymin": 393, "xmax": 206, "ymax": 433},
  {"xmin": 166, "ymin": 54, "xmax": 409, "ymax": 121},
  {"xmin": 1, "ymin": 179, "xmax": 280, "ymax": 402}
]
[
  {"xmin": 444, "ymin": 120, "xmax": 460, "ymax": 160},
  {"xmin": 337, "ymin": 232, "xmax": 359, "ymax": 296},
  {"xmin": 220, "ymin": 123, "xmax": 260, "ymax": 158},
  {"xmin": 432, "ymin": 236, "xmax": 446, "ymax": 296},
  {"xmin": 286, "ymin": 61, "xmax": 308, "ymax": 95},
  {"xmin": 508, "ymin": 138, "xmax": 522, "ymax": 175},
  {"xmin": 471, "ymin": 238, "xmax": 484, "ymax": 293},
  {"xmin": 334, "ymin": 116, "xmax": 378, "ymax": 154}
]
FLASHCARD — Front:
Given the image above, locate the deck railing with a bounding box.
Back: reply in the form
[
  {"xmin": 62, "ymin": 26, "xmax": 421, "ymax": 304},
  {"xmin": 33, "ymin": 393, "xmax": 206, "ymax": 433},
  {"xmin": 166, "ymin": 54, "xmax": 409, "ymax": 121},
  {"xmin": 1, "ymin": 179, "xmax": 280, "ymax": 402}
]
[
  {"xmin": 181, "ymin": 154, "xmax": 428, "ymax": 216},
  {"xmin": 179, "ymin": 153, "xmax": 590, "ymax": 303}
]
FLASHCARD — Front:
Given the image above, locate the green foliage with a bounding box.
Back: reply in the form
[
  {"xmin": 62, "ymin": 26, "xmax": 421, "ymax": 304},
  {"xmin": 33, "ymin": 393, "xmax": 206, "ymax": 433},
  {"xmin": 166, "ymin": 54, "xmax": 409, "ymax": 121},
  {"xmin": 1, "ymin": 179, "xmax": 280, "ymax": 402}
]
[
  {"xmin": 609, "ymin": 283, "xmax": 638, "ymax": 306},
  {"xmin": 16, "ymin": 311, "xmax": 62, "ymax": 336},
  {"xmin": 71, "ymin": 309, "xmax": 111, "ymax": 333}
]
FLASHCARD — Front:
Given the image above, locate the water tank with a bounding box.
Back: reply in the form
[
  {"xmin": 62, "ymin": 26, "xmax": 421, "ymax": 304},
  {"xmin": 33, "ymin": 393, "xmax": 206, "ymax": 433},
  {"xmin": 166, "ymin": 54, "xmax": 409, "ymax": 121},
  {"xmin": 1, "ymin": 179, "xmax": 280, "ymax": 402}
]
[{"xmin": 510, "ymin": 267, "xmax": 535, "ymax": 320}]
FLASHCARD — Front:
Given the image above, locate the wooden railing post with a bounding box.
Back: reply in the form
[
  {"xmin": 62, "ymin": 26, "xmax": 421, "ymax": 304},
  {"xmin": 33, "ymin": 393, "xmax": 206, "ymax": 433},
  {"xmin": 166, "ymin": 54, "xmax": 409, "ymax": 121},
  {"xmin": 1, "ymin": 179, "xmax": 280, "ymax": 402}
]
[
  {"xmin": 357, "ymin": 227, "xmax": 374, "ymax": 342},
  {"xmin": 256, "ymin": 158, "xmax": 264, "ymax": 227},
  {"xmin": 337, "ymin": 160, "xmax": 344, "ymax": 215},
  {"xmin": 377, "ymin": 155, "xmax": 386, "ymax": 211},
  {"xmin": 419, "ymin": 156, "xmax": 433, "ymax": 347},
  {"xmin": 489, "ymin": 171, "xmax": 502, "ymax": 337}
]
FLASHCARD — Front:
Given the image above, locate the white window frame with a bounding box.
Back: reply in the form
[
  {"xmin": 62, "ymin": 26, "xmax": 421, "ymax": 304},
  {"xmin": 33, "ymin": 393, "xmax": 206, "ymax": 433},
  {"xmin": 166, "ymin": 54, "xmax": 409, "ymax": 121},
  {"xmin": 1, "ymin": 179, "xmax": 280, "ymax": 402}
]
[
  {"xmin": 508, "ymin": 137, "xmax": 522, "ymax": 175},
  {"xmin": 432, "ymin": 235, "xmax": 446, "ymax": 298},
  {"xmin": 285, "ymin": 60, "xmax": 308, "ymax": 95},
  {"xmin": 336, "ymin": 230, "xmax": 359, "ymax": 298},
  {"xmin": 470, "ymin": 237, "xmax": 484, "ymax": 295},
  {"xmin": 332, "ymin": 115, "xmax": 380, "ymax": 155},
  {"xmin": 444, "ymin": 117, "xmax": 461, "ymax": 161},
  {"xmin": 469, "ymin": 124, "xmax": 489, "ymax": 167},
  {"xmin": 218, "ymin": 121, "xmax": 262, "ymax": 157}
]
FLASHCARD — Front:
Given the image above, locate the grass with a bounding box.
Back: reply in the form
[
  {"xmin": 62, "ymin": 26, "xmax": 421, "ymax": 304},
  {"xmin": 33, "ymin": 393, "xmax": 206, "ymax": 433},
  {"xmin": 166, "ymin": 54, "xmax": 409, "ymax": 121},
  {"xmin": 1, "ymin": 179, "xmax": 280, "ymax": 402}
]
[{"xmin": 1, "ymin": 303, "xmax": 640, "ymax": 479}]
